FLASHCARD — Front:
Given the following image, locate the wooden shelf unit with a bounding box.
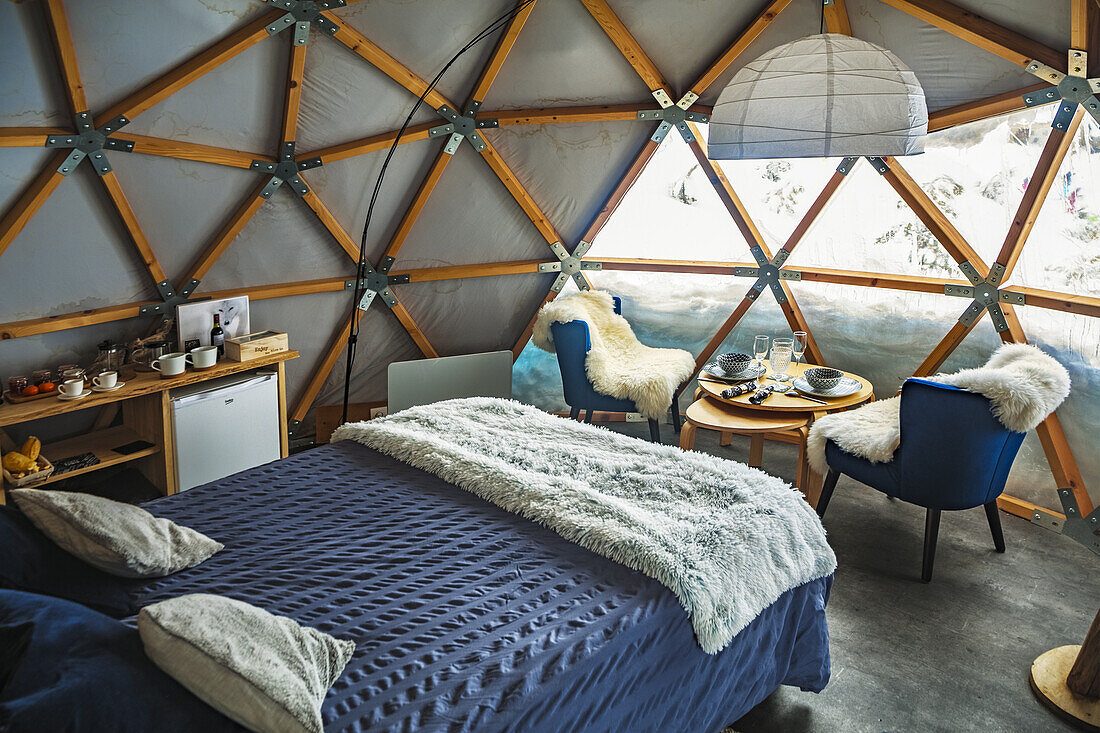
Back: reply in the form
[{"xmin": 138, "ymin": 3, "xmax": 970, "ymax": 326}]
[{"xmin": 0, "ymin": 351, "xmax": 297, "ymax": 502}]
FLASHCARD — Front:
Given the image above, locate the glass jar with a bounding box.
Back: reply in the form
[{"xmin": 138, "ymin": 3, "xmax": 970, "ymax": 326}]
[
  {"xmin": 56, "ymin": 364, "xmax": 79, "ymax": 381},
  {"xmin": 7, "ymin": 375, "xmax": 29, "ymax": 394},
  {"xmin": 31, "ymin": 369, "xmax": 52, "ymax": 385}
]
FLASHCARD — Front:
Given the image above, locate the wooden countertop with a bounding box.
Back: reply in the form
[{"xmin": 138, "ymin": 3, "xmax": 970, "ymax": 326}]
[{"xmin": 0, "ymin": 350, "xmax": 298, "ymax": 427}]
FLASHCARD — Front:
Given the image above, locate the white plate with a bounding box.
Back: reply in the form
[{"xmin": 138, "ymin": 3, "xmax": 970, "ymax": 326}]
[
  {"xmin": 91, "ymin": 381, "xmax": 126, "ymax": 393},
  {"xmin": 792, "ymin": 375, "xmax": 862, "ymax": 398},
  {"xmin": 57, "ymin": 389, "xmax": 92, "ymax": 401},
  {"xmin": 702, "ymin": 361, "xmax": 766, "ymax": 382}
]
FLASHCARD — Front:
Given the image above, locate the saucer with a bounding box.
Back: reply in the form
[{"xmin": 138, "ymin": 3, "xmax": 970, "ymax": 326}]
[
  {"xmin": 792, "ymin": 376, "xmax": 862, "ymax": 398},
  {"xmin": 57, "ymin": 389, "xmax": 92, "ymax": 401},
  {"xmin": 91, "ymin": 381, "xmax": 125, "ymax": 393},
  {"xmin": 702, "ymin": 360, "xmax": 766, "ymax": 382}
]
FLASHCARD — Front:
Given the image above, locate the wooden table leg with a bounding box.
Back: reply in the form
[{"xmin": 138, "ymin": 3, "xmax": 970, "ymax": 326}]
[
  {"xmin": 679, "ymin": 422, "xmax": 697, "ymax": 450},
  {"xmin": 719, "ymin": 431, "xmax": 732, "ymax": 447},
  {"xmin": 748, "ymin": 435, "xmax": 764, "ymax": 468}
]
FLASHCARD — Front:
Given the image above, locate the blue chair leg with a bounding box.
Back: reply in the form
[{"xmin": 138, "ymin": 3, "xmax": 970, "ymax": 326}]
[
  {"xmin": 584, "ymin": 409, "xmax": 593, "ymax": 424},
  {"xmin": 648, "ymin": 419, "xmax": 661, "ymax": 443},
  {"xmin": 817, "ymin": 469, "xmax": 840, "ymax": 518},
  {"xmin": 569, "ymin": 406, "xmax": 580, "ymax": 421},
  {"xmin": 984, "ymin": 501, "xmax": 1006, "ymax": 553},
  {"xmin": 922, "ymin": 509, "xmax": 941, "ymax": 583}
]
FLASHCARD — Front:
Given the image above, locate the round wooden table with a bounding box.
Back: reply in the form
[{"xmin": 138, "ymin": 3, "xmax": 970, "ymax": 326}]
[{"xmin": 682, "ymin": 360, "xmax": 875, "ymax": 504}]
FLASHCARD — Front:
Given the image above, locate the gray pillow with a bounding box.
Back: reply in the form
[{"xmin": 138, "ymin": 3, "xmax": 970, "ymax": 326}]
[
  {"xmin": 138, "ymin": 594, "xmax": 355, "ymax": 733},
  {"xmin": 10, "ymin": 488, "xmax": 222, "ymax": 578}
]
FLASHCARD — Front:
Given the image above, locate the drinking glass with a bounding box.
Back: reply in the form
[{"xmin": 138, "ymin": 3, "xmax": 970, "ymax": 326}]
[
  {"xmin": 771, "ymin": 338, "xmax": 794, "ymax": 381},
  {"xmin": 792, "ymin": 331, "xmax": 808, "ymax": 373},
  {"xmin": 753, "ymin": 335, "xmax": 769, "ymax": 368}
]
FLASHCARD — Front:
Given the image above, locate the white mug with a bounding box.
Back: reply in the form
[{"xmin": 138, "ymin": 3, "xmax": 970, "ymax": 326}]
[
  {"xmin": 59, "ymin": 378, "xmax": 84, "ymax": 397},
  {"xmin": 151, "ymin": 352, "xmax": 187, "ymax": 377},
  {"xmin": 186, "ymin": 345, "xmax": 218, "ymax": 370},
  {"xmin": 92, "ymin": 371, "xmax": 118, "ymax": 389}
]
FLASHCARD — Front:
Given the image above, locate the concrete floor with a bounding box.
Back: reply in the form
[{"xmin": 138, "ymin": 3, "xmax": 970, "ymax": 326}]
[{"xmin": 605, "ymin": 419, "xmax": 1100, "ymax": 733}]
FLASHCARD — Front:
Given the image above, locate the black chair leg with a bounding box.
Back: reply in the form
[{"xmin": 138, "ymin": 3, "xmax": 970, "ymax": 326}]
[
  {"xmin": 583, "ymin": 409, "xmax": 593, "ymax": 424},
  {"xmin": 922, "ymin": 509, "xmax": 941, "ymax": 583},
  {"xmin": 569, "ymin": 406, "xmax": 580, "ymax": 421},
  {"xmin": 670, "ymin": 396, "xmax": 682, "ymax": 433},
  {"xmin": 648, "ymin": 419, "xmax": 661, "ymax": 443},
  {"xmin": 816, "ymin": 469, "xmax": 840, "ymax": 518},
  {"xmin": 984, "ymin": 501, "xmax": 1006, "ymax": 553}
]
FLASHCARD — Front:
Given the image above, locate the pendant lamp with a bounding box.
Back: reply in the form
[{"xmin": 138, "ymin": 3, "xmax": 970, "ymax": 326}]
[{"xmin": 708, "ymin": 33, "xmax": 927, "ymax": 160}]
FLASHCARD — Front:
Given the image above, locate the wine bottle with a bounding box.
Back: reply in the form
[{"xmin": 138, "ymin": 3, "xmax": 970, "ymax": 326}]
[{"xmin": 210, "ymin": 314, "xmax": 225, "ymax": 359}]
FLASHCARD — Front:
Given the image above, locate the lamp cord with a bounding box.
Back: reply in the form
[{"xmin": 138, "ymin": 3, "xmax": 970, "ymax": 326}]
[{"xmin": 340, "ymin": 1, "xmax": 536, "ymax": 425}]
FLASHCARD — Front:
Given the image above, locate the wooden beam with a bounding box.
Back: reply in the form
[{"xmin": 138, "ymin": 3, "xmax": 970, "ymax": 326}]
[
  {"xmin": 997, "ymin": 493, "xmax": 1065, "ymax": 521},
  {"xmin": 381, "ymin": 146, "xmax": 453, "ymax": 262},
  {"xmin": 391, "ymin": 259, "xmax": 550, "ymax": 282},
  {"xmin": 779, "ymin": 169, "xmax": 847, "ymax": 256},
  {"xmin": 281, "ymin": 42, "xmax": 307, "ymax": 144},
  {"xmin": 326, "ymin": 15, "xmax": 452, "ymax": 110},
  {"xmin": 97, "ymin": 170, "xmax": 169, "ymax": 286},
  {"xmin": 511, "ymin": 288, "xmax": 557, "ymax": 360},
  {"xmin": 389, "ymin": 299, "xmax": 440, "ymax": 359},
  {"xmin": 97, "ymin": 10, "xmax": 281, "ymax": 123},
  {"xmin": 43, "ymin": 0, "xmax": 86, "ymax": 115},
  {"xmin": 687, "ymin": 292, "xmax": 758, "ymax": 384},
  {"xmin": 995, "ymin": 110, "xmax": 1083, "ymax": 281},
  {"xmin": 290, "ymin": 313, "xmax": 354, "ymax": 425},
  {"xmin": 823, "ymin": 0, "xmax": 853, "ymax": 35},
  {"xmin": 0, "ymin": 151, "xmax": 68, "ymax": 259},
  {"xmin": 689, "ymin": 0, "xmax": 795, "ymax": 97},
  {"xmin": 307, "ymin": 122, "xmax": 435, "ymax": 165},
  {"xmin": 296, "ymin": 175, "xmax": 361, "ymax": 262},
  {"xmin": 581, "ymin": 138, "xmax": 660, "ymax": 243},
  {"xmin": 181, "ymin": 180, "xmax": 268, "ymax": 288},
  {"xmin": 490, "ymin": 103, "xmax": 654, "ymax": 126},
  {"xmin": 875, "ymin": 0, "xmax": 1064, "ymax": 70},
  {"xmin": 912, "ymin": 316, "xmax": 982, "ymax": 376},
  {"xmin": 202, "ymin": 276, "xmax": 348, "ymax": 303},
  {"xmin": 598, "ymin": 257, "xmax": 746, "ymax": 275},
  {"xmin": 1012, "ymin": 286, "xmax": 1100, "ymax": 318},
  {"xmin": 928, "ymin": 83, "xmax": 1048, "ymax": 132},
  {"xmin": 116, "ymin": 133, "xmax": 274, "ymax": 169},
  {"xmin": 1073, "ymin": 0, "xmax": 1090, "ymax": 49},
  {"xmin": 798, "ymin": 266, "xmax": 966, "ymax": 294},
  {"xmin": 578, "ymin": 0, "xmax": 671, "ymax": 93},
  {"xmin": 478, "ymin": 136, "xmax": 562, "ymax": 245},
  {"xmin": 997, "ymin": 307, "xmax": 1094, "ymax": 515},
  {"xmin": 468, "ymin": 0, "xmax": 538, "ymax": 104},
  {"xmin": 880, "ymin": 157, "xmax": 990, "ymax": 279},
  {"xmin": 0, "ymin": 127, "xmax": 70, "ymax": 147}
]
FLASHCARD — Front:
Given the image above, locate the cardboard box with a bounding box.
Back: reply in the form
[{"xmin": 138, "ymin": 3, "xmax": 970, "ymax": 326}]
[{"xmin": 225, "ymin": 330, "xmax": 289, "ymax": 362}]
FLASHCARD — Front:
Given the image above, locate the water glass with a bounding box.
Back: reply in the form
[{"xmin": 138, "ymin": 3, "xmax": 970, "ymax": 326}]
[
  {"xmin": 771, "ymin": 338, "xmax": 794, "ymax": 381},
  {"xmin": 793, "ymin": 331, "xmax": 808, "ymax": 372},
  {"xmin": 753, "ymin": 335, "xmax": 769, "ymax": 367}
]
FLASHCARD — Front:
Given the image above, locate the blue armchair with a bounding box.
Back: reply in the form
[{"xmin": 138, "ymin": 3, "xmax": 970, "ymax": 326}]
[
  {"xmin": 550, "ymin": 297, "xmax": 667, "ymax": 443},
  {"xmin": 816, "ymin": 378, "xmax": 1026, "ymax": 582}
]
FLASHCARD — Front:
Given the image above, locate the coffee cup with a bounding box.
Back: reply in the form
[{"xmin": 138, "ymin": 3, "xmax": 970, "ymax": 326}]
[
  {"xmin": 92, "ymin": 371, "xmax": 118, "ymax": 390},
  {"xmin": 186, "ymin": 345, "xmax": 218, "ymax": 370},
  {"xmin": 59, "ymin": 378, "xmax": 84, "ymax": 397},
  {"xmin": 151, "ymin": 352, "xmax": 187, "ymax": 378}
]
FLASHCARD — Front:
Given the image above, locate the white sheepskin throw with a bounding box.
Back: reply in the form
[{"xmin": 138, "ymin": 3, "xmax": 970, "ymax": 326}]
[
  {"xmin": 807, "ymin": 343, "xmax": 1071, "ymax": 474},
  {"xmin": 333, "ymin": 398, "xmax": 836, "ymax": 654},
  {"xmin": 532, "ymin": 290, "xmax": 695, "ymax": 420}
]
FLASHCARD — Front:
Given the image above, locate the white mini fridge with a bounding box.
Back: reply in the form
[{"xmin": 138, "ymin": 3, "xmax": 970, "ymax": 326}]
[{"xmin": 170, "ymin": 370, "xmax": 281, "ymax": 491}]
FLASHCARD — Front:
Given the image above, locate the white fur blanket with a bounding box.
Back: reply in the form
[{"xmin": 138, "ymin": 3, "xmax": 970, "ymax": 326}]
[
  {"xmin": 333, "ymin": 398, "xmax": 836, "ymax": 654},
  {"xmin": 807, "ymin": 344, "xmax": 1070, "ymax": 474},
  {"xmin": 532, "ymin": 290, "xmax": 695, "ymax": 420}
]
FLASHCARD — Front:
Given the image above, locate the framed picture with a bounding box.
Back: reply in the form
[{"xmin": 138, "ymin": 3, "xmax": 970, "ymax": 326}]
[{"xmin": 176, "ymin": 296, "xmax": 250, "ymax": 352}]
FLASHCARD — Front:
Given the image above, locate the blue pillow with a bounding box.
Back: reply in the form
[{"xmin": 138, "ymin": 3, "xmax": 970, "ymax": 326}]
[
  {"xmin": 0, "ymin": 589, "xmax": 241, "ymax": 732},
  {"xmin": 0, "ymin": 503, "xmax": 134, "ymax": 617}
]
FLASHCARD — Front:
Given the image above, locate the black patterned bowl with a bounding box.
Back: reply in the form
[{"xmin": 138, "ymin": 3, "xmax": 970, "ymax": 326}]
[
  {"xmin": 804, "ymin": 367, "xmax": 843, "ymax": 391},
  {"xmin": 717, "ymin": 352, "xmax": 752, "ymax": 374}
]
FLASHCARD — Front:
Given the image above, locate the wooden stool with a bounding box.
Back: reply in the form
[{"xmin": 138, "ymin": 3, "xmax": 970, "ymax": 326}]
[{"xmin": 680, "ymin": 396, "xmax": 813, "ymax": 490}]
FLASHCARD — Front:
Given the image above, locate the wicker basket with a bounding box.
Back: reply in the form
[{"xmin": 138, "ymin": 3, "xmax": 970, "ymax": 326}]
[{"xmin": 2, "ymin": 455, "xmax": 54, "ymax": 488}]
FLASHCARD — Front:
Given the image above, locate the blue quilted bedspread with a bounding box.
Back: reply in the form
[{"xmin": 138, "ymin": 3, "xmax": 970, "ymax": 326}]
[{"xmin": 131, "ymin": 442, "xmax": 831, "ymax": 732}]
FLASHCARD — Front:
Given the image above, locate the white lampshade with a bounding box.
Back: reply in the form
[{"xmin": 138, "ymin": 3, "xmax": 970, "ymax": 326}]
[{"xmin": 708, "ymin": 33, "xmax": 927, "ymax": 159}]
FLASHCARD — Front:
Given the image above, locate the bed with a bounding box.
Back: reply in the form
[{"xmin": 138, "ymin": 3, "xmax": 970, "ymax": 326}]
[{"xmin": 117, "ymin": 439, "xmax": 832, "ymax": 732}]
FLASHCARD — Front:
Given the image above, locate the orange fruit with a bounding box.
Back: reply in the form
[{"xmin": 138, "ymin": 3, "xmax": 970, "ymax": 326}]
[
  {"xmin": 21, "ymin": 385, "xmax": 39, "ymax": 396},
  {"xmin": 38, "ymin": 382, "xmax": 55, "ymax": 393}
]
